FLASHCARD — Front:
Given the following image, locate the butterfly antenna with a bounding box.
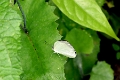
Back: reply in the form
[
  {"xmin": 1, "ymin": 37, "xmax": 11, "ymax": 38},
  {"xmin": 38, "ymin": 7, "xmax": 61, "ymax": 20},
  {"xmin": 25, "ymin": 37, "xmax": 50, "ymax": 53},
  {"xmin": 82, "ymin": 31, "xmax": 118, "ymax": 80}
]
[{"xmin": 15, "ymin": 0, "xmax": 28, "ymax": 33}]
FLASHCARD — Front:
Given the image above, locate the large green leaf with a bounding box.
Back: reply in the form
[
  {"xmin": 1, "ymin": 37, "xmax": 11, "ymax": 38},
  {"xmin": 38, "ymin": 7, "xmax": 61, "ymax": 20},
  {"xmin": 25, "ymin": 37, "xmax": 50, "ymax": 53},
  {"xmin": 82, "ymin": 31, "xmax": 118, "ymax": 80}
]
[
  {"xmin": 0, "ymin": 0, "xmax": 22, "ymax": 79},
  {"xmin": 52, "ymin": 0, "xmax": 120, "ymax": 41},
  {"xmin": 90, "ymin": 61, "xmax": 114, "ymax": 80},
  {"xmin": 17, "ymin": 0, "xmax": 67, "ymax": 79}
]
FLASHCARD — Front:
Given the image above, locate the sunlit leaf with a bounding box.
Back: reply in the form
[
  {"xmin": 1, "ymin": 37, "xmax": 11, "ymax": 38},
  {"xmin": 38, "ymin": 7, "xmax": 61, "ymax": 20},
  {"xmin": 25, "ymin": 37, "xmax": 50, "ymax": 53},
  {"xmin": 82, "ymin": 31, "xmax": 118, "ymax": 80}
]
[{"xmin": 52, "ymin": 0, "xmax": 120, "ymax": 41}]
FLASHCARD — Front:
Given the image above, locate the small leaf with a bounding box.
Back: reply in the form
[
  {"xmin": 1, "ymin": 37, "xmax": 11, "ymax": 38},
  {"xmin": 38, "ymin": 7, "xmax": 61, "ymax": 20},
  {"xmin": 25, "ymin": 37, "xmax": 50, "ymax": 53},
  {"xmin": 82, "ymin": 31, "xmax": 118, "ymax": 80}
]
[
  {"xmin": 52, "ymin": 0, "xmax": 119, "ymax": 41},
  {"xmin": 112, "ymin": 43, "xmax": 120, "ymax": 51},
  {"xmin": 90, "ymin": 61, "xmax": 114, "ymax": 80},
  {"xmin": 116, "ymin": 52, "xmax": 120, "ymax": 60},
  {"xmin": 65, "ymin": 28, "xmax": 94, "ymax": 54}
]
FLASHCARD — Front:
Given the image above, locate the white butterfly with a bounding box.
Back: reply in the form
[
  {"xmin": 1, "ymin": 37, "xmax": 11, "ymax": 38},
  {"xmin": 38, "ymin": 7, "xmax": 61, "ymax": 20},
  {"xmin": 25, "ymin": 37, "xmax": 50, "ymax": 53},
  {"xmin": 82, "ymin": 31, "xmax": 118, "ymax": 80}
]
[{"xmin": 53, "ymin": 41, "xmax": 76, "ymax": 58}]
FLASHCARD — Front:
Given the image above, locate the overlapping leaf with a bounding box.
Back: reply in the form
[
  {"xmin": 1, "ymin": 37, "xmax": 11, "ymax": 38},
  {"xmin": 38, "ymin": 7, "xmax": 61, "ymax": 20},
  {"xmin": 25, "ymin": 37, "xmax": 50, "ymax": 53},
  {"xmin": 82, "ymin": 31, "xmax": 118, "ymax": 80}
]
[
  {"xmin": 90, "ymin": 61, "xmax": 114, "ymax": 80},
  {"xmin": 17, "ymin": 0, "xmax": 67, "ymax": 80},
  {"xmin": 52, "ymin": 0, "xmax": 119, "ymax": 41},
  {"xmin": 0, "ymin": 0, "xmax": 22, "ymax": 79},
  {"xmin": 65, "ymin": 28, "xmax": 94, "ymax": 54}
]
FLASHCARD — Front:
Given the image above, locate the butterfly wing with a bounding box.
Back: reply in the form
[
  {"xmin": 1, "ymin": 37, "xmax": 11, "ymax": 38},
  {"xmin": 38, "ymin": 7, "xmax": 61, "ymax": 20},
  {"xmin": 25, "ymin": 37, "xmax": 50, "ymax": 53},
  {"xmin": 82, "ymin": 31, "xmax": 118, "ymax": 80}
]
[{"xmin": 53, "ymin": 41, "xmax": 76, "ymax": 58}]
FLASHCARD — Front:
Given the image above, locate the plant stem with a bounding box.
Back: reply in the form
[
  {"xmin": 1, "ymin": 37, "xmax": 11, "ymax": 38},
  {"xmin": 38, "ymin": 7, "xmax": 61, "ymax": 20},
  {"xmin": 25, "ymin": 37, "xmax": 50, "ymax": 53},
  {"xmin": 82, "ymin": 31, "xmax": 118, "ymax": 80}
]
[{"xmin": 16, "ymin": 0, "xmax": 28, "ymax": 33}]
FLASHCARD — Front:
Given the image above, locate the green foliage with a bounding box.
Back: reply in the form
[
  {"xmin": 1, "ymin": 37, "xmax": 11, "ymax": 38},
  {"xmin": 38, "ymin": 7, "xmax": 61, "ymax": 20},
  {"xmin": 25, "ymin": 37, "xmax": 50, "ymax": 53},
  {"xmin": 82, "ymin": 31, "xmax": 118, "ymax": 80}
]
[
  {"xmin": 112, "ymin": 44, "xmax": 120, "ymax": 60},
  {"xmin": 0, "ymin": 0, "xmax": 120, "ymax": 80},
  {"xmin": 81, "ymin": 29, "xmax": 100, "ymax": 74},
  {"xmin": 90, "ymin": 61, "xmax": 114, "ymax": 80},
  {"xmin": 95, "ymin": 0, "xmax": 105, "ymax": 7},
  {"xmin": 65, "ymin": 28, "xmax": 94, "ymax": 54},
  {"xmin": 116, "ymin": 52, "xmax": 120, "ymax": 60},
  {"xmin": 52, "ymin": 0, "xmax": 119, "ymax": 41},
  {"xmin": 18, "ymin": 0, "xmax": 67, "ymax": 80},
  {"xmin": 112, "ymin": 43, "xmax": 120, "ymax": 51},
  {"xmin": 64, "ymin": 29, "xmax": 100, "ymax": 79},
  {"xmin": 0, "ymin": 0, "xmax": 22, "ymax": 79}
]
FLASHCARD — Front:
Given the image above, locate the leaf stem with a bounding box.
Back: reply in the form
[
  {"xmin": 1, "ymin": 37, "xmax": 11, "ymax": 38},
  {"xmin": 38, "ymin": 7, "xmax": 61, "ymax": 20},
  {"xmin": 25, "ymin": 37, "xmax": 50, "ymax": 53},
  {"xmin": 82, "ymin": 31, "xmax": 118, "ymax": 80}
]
[{"xmin": 16, "ymin": 0, "xmax": 28, "ymax": 33}]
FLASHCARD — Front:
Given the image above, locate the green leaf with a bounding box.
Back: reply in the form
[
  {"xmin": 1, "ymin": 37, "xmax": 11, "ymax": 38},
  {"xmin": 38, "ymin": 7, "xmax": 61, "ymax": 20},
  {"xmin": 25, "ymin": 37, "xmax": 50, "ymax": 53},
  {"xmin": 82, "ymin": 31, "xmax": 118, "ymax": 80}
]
[
  {"xmin": 81, "ymin": 29, "xmax": 100, "ymax": 74},
  {"xmin": 95, "ymin": 0, "xmax": 105, "ymax": 7},
  {"xmin": 52, "ymin": 0, "xmax": 120, "ymax": 41},
  {"xmin": 18, "ymin": 0, "xmax": 67, "ymax": 79},
  {"xmin": 65, "ymin": 29, "xmax": 100, "ymax": 79},
  {"xmin": 116, "ymin": 52, "xmax": 120, "ymax": 60},
  {"xmin": 65, "ymin": 58, "xmax": 82, "ymax": 80},
  {"xmin": 112, "ymin": 43, "xmax": 120, "ymax": 51},
  {"xmin": 0, "ymin": 0, "xmax": 22, "ymax": 80},
  {"xmin": 90, "ymin": 61, "xmax": 114, "ymax": 80},
  {"xmin": 65, "ymin": 28, "xmax": 94, "ymax": 54}
]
